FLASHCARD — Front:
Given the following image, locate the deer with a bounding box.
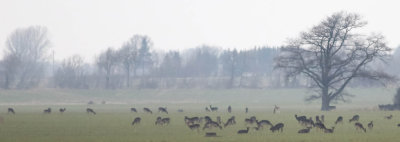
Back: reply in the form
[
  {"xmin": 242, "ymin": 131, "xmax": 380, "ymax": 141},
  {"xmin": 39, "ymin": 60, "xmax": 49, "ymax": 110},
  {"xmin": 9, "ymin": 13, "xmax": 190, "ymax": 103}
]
[
  {"xmin": 203, "ymin": 121, "xmax": 222, "ymax": 130},
  {"xmin": 397, "ymin": 124, "xmax": 400, "ymax": 127},
  {"xmin": 245, "ymin": 107, "xmax": 248, "ymax": 113},
  {"xmin": 245, "ymin": 116, "xmax": 257, "ymax": 125},
  {"xmin": 205, "ymin": 107, "xmax": 211, "ymax": 112},
  {"xmin": 143, "ymin": 108, "xmax": 152, "ymax": 114},
  {"xmin": 314, "ymin": 122, "xmax": 326, "ymax": 131},
  {"xmin": 335, "ymin": 116, "xmax": 343, "ymax": 124},
  {"xmin": 324, "ymin": 127, "xmax": 335, "ymax": 133},
  {"xmin": 209, "ymin": 105, "xmax": 218, "ymax": 112},
  {"xmin": 132, "ymin": 117, "xmax": 141, "ymax": 126},
  {"xmin": 130, "ymin": 108, "xmax": 137, "ymax": 113},
  {"xmin": 349, "ymin": 115, "xmax": 359, "ymax": 123},
  {"xmin": 355, "ymin": 122, "xmax": 366, "ymax": 132},
  {"xmin": 86, "ymin": 108, "xmax": 96, "ymax": 115},
  {"xmin": 188, "ymin": 124, "xmax": 200, "ymax": 131},
  {"xmin": 59, "ymin": 108, "xmax": 66, "ymax": 113},
  {"xmin": 385, "ymin": 114, "xmax": 393, "ymax": 120},
  {"xmin": 228, "ymin": 105, "xmax": 232, "ymax": 113},
  {"xmin": 298, "ymin": 127, "xmax": 312, "ymax": 134},
  {"xmin": 204, "ymin": 116, "xmax": 213, "ymax": 123},
  {"xmin": 315, "ymin": 116, "xmax": 322, "ymax": 124},
  {"xmin": 237, "ymin": 127, "xmax": 250, "ymax": 134},
  {"xmin": 43, "ymin": 108, "xmax": 51, "ymax": 114},
  {"xmin": 155, "ymin": 117, "xmax": 163, "ymax": 125},
  {"xmin": 224, "ymin": 116, "xmax": 236, "ymax": 128},
  {"xmin": 185, "ymin": 116, "xmax": 200, "ymax": 125},
  {"xmin": 273, "ymin": 105, "xmax": 280, "ymax": 114},
  {"xmin": 270, "ymin": 123, "xmax": 284, "ymax": 133},
  {"xmin": 295, "ymin": 114, "xmax": 307, "ymax": 123},
  {"xmin": 368, "ymin": 121, "xmax": 373, "ymax": 129},
  {"xmin": 301, "ymin": 117, "xmax": 315, "ymax": 127},
  {"xmin": 8, "ymin": 108, "xmax": 15, "ymax": 114},
  {"xmin": 161, "ymin": 117, "xmax": 170, "ymax": 125},
  {"xmin": 256, "ymin": 120, "xmax": 273, "ymax": 129},
  {"xmin": 158, "ymin": 107, "xmax": 168, "ymax": 114}
]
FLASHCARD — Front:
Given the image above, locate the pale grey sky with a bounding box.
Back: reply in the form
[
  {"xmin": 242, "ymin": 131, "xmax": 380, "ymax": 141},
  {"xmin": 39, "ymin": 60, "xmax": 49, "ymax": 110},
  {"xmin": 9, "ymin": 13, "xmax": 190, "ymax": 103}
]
[{"xmin": 0, "ymin": 0, "xmax": 399, "ymax": 62}]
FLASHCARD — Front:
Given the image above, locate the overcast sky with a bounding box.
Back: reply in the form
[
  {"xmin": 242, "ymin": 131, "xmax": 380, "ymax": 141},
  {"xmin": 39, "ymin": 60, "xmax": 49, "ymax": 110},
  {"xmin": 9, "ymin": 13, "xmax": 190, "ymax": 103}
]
[{"xmin": 0, "ymin": 0, "xmax": 399, "ymax": 62}]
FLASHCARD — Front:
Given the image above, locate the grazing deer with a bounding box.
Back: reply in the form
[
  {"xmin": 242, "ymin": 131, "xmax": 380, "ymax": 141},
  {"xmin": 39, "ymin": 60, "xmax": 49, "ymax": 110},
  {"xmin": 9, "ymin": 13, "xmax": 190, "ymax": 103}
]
[
  {"xmin": 185, "ymin": 116, "xmax": 200, "ymax": 125},
  {"xmin": 298, "ymin": 127, "xmax": 312, "ymax": 134},
  {"xmin": 321, "ymin": 115, "xmax": 325, "ymax": 123},
  {"xmin": 335, "ymin": 116, "xmax": 343, "ymax": 124},
  {"xmin": 273, "ymin": 105, "xmax": 280, "ymax": 114},
  {"xmin": 355, "ymin": 122, "xmax": 366, "ymax": 132},
  {"xmin": 43, "ymin": 108, "xmax": 51, "ymax": 114},
  {"xmin": 86, "ymin": 108, "xmax": 96, "ymax": 115},
  {"xmin": 237, "ymin": 127, "xmax": 250, "ymax": 134},
  {"xmin": 245, "ymin": 116, "xmax": 257, "ymax": 125},
  {"xmin": 188, "ymin": 124, "xmax": 200, "ymax": 131},
  {"xmin": 368, "ymin": 121, "xmax": 373, "ymax": 129},
  {"xmin": 155, "ymin": 117, "xmax": 163, "ymax": 125},
  {"xmin": 204, "ymin": 116, "xmax": 213, "ymax": 123},
  {"xmin": 245, "ymin": 107, "xmax": 248, "ymax": 113},
  {"xmin": 158, "ymin": 107, "xmax": 168, "ymax": 114},
  {"xmin": 349, "ymin": 115, "xmax": 359, "ymax": 123},
  {"xmin": 397, "ymin": 124, "xmax": 400, "ymax": 127},
  {"xmin": 224, "ymin": 116, "xmax": 236, "ymax": 127},
  {"xmin": 228, "ymin": 105, "xmax": 232, "ymax": 113},
  {"xmin": 257, "ymin": 120, "xmax": 273, "ymax": 129},
  {"xmin": 132, "ymin": 117, "xmax": 141, "ymax": 126},
  {"xmin": 8, "ymin": 108, "xmax": 15, "ymax": 114},
  {"xmin": 315, "ymin": 122, "xmax": 326, "ymax": 131},
  {"xmin": 143, "ymin": 108, "xmax": 152, "ymax": 114},
  {"xmin": 59, "ymin": 108, "xmax": 66, "ymax": 113},
  {"xmin": 203, "ymin": 121, "xmax": 222, "ymax": 130},
  {"xmin": 385, "ymin": 114, "xmax": 393, "ymax": 120},
  {"xmin": 270, "ymin": 123, "xmax": 284, "ymax": 133},
  {"xmin": 209, "ymin": 105, "xmax": 218, "ymax": 112},
  {"xmin": 161, "ymin": 117, "xmax": 170, "ymax": 125},
  {"xmin": 295, "ymin": 114, "xmax": 307, "ymax": 123},
  {"xmin": 130, "ymin": 108, "xmax": 137, "ymax": 113},
  {"xmin": 324, "ymin": 127, "xmax": 335, "ymax": 133}
]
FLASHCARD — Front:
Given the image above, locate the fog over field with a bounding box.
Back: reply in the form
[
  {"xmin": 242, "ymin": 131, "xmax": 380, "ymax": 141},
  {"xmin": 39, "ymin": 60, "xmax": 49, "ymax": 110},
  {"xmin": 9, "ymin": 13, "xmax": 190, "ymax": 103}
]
[{"xmin": 1, "ymin": 1, "xmax": 400, "ymax": 142}]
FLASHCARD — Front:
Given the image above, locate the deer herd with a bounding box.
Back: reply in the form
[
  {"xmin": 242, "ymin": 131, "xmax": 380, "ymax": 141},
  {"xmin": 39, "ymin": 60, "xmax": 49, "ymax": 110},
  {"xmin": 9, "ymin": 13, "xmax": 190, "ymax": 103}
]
[{"xmin": 4, "ymin": 106, "xmax": 400, "ymax": 136}]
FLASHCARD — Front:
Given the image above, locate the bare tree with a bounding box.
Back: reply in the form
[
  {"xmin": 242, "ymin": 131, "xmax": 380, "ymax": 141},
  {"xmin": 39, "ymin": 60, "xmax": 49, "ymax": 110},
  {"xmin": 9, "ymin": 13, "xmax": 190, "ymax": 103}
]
[
  {"xmin": 276, "ymin": 12, "xmax": 394, "ymax": 111},
  {"xmin": 3, "ymin": 26, "xmax": 50, "ymax": 89},
  {"xmin": 97, "ymin": 47, "xmax": 119, "ymax": 89},
  {"xmin": 54, "ymin": 55, "xmax": 88, "ymax": 88},
  {"xmin": 119, "ymin": 36, "xmax": 139, "ymax": 88}
]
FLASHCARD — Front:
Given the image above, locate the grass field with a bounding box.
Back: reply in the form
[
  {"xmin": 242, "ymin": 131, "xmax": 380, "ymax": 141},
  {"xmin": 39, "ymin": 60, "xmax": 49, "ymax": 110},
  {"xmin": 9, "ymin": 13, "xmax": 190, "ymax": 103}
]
[{"xmin": 0, "ymin": 88, "xmax": 399, "ymax": 142}]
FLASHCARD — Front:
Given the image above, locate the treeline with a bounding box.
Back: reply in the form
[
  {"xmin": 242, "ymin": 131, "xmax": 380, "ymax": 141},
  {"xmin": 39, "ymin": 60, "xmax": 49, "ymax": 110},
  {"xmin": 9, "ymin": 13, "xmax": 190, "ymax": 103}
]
[{"xmin": 0, "ymin": 26, "xmax": 399, "ymax": 89}]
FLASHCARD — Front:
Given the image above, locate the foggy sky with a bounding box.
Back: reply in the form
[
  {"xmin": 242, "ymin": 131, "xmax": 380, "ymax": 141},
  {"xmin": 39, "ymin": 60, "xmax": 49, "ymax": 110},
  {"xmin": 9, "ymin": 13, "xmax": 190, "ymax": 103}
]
[{"xmin": 0, "ymin": 0, "xmax": 399, "ymax": 62}]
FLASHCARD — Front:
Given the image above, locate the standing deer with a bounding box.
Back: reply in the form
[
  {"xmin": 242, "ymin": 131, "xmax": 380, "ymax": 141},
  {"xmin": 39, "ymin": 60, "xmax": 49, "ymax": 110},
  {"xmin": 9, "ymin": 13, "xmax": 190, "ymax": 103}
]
[
  {"xmin": 245, "ymin": 107, "xmax": 248, "ymax": 113},
  {"xmin": 295, "ymin": 114, "xmax": 307, "ymax": 123},
  {"xmin": 205, "ymin": 107, "xmax": 211, "ymax": 112},
  {"xmin": 86, "ymin": 108, "xmax": 96, "ymax": 115},
  {"xmin": 143, "ymin": 108, "xmax": 152, "ymax": 114},
  {"xmin": 8, "ymin": 108, "xmax": 15, "ymax": 114},
  {"xmin": 228, "ymin": 105, "xmax": 232, "ymax": 113},
  {"xmin": 368, "ymin": 121, "xmax": 373, "ymax": 129},
  {"xmin": 385, "ymin": 114, "xmax": 393, "ymax": 120},
  {"xmin": 273, "ymin": 105, "xmax": 280, "ymax": 114}
]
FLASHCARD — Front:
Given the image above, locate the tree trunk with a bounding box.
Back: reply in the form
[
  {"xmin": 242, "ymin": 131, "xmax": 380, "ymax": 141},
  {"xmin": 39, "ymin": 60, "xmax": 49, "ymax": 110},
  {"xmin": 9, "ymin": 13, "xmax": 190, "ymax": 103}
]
[{"xmin": 321, "ymin": 87, "xmax": 330, "ymax": 111}]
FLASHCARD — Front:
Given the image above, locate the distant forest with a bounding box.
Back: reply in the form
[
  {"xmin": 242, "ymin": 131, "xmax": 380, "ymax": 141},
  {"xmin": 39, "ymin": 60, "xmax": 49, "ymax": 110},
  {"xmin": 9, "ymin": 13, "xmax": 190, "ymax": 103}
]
[{"xmin": 1, "ymin": 26, "xmax": 399, "ymax": 89}]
